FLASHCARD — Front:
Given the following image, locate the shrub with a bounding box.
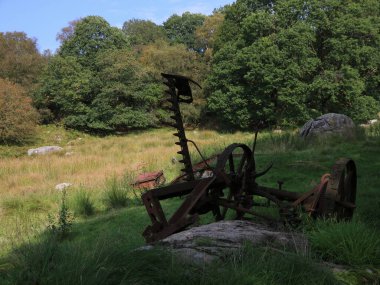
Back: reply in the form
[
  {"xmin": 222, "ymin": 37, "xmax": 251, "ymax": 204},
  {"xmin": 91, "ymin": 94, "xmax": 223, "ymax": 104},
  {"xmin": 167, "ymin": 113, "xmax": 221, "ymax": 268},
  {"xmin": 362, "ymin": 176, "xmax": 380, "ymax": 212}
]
[
  {"xmin": 0, "ymin": 78, "xmax": 39, "ymax": 144},
  {"xmin": 348, "ymin": 96, "xmax": 380, "ymax": 123}
]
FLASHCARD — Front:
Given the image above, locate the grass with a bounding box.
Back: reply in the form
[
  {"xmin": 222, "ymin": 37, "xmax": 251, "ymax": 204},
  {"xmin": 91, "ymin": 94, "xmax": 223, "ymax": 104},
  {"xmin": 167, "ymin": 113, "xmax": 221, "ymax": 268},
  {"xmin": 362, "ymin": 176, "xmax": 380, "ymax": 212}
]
[
  {"xmin": 71, "ymin": 189, "xmax": 95, "ymax": 217},
  {"xmin": 0, "ymin": 123, "xmax": 380, "ymax": 284},
  {"xmin": 309, "ymin": 219, "xmax": 380, "ymax": 266},
  {"xmin": 102, "ymin": 176, "xmax": 130, "ymax": 209}
]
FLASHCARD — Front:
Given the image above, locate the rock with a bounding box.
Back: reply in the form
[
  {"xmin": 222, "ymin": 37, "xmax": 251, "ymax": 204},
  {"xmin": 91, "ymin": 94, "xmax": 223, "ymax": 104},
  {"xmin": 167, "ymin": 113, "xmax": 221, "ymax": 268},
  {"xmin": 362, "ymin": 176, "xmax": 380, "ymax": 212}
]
[
  {"xmin": 27, "ymin": 146, "xmax": 63, "ymax": 156},
  {"xmin": 151, "ymin": 220, "xmax": 308, "ymax": 263},
  {"xmin": 300, "ymin": 113, "xmax": 355, "ymax": 138},
  {"xmin": 55, "ymin": 183, "xmax": 72, "ymax": 191},
  {"xmin": 368, "ymin": 119, "xmax": 378, "ymax": 125}
]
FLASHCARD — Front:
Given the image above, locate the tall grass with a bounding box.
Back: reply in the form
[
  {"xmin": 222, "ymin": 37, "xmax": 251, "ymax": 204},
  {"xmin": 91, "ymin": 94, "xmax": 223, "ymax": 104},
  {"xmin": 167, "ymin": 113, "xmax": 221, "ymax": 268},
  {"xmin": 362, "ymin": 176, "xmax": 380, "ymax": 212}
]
[
  {"xmin": 72, "ymin": 189, "xmax": 95, "ymax": 217},
  {"xmin": 308, "ymin": 219, "xmax": 380, "ymax": 266},
  {"xmin": 102, "ymin": 176, "xmax": 130, "ymax": 209},
  {"xmin": 4, "ymin": 237, "xmax": 339, "ymax": 285}
]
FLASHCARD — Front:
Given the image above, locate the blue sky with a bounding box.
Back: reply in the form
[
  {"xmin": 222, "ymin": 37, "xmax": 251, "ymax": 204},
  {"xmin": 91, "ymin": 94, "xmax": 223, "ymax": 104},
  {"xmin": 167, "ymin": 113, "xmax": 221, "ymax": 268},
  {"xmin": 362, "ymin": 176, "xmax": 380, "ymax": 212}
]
[{"xmin": 0, "ymin": 0, "xmax": 234, "ymax": 53}]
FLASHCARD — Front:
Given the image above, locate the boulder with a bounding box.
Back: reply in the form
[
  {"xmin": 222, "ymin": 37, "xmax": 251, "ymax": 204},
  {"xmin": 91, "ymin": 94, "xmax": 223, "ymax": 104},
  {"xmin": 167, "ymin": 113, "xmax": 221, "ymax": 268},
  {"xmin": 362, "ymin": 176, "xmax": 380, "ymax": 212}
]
[
  {"xmin": 55, "ymin": 183, "xmax": 72, "ymax": 191},
  {"xmin": 27, "ymin": 146, "xmax": 63, "ymax": 156},
  {"xmin": 300, "ymin": 113, "xmax": 355, "ymax": 138},
  {"xmin": 142, "ymin": 220, "xmax": 308, "ymax": 263}
]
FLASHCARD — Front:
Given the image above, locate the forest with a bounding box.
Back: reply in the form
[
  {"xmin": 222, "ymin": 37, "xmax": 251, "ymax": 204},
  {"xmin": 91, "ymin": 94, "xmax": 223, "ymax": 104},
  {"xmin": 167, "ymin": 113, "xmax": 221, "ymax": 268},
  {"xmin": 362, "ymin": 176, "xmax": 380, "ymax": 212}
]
[{"xmin": 1, "ymin": 0, "xmax": 379, "ymax": 144}]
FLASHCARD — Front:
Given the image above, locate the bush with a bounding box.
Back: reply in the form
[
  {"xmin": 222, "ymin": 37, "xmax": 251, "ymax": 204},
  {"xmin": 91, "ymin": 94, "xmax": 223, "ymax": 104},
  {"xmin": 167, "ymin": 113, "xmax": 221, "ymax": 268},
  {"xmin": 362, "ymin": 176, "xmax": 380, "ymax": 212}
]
[
  {"xmin": 0, "ymin": 78, "xmax": 39, "ymax": 144},
  {"xmin": 348, "ymin": 96, "xmax": 380, "ymax": 123}
]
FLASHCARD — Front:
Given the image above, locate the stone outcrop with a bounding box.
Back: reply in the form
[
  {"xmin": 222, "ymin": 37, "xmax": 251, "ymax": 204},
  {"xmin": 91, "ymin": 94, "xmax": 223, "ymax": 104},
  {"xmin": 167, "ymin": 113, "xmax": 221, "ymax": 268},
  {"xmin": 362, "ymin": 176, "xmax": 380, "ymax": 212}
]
[
  {"xmin": 142, "ymin": 220, "xmax": 308, "ymax": 263},
  {"xmin": 27, "ymin": 146, "xmax": 63, "ymax": 156},
  {"xmin": 300, "ymin": 113, "xmax": 355, "ymax": 138},
  {"xmin": 55, "ymin": 183, "xmax": 72, "ymax": 191}
]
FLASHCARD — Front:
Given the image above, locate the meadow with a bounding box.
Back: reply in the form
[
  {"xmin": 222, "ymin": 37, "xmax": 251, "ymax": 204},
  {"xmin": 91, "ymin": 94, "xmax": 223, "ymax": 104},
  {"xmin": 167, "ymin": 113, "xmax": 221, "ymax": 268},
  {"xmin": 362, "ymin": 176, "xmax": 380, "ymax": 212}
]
[{"xmin": 0, "ymin": 124, "xmax": 379, "ymax": 284}]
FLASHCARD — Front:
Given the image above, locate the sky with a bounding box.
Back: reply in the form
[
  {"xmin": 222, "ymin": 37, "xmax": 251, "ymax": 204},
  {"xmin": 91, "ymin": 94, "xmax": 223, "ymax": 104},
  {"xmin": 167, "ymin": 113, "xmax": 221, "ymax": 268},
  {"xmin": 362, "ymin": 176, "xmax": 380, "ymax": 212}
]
[{"xmin": 0, "ymin": 0, "xmax": 234, "ymax": 53}]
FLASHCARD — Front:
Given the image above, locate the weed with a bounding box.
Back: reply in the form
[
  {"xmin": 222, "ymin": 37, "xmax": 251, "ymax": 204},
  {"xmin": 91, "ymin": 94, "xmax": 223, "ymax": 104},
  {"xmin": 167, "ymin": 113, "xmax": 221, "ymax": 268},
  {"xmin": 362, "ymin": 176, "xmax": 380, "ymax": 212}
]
[{"xmin": 48, "ymin": 189, "xmax": 73, "ymax": 240}]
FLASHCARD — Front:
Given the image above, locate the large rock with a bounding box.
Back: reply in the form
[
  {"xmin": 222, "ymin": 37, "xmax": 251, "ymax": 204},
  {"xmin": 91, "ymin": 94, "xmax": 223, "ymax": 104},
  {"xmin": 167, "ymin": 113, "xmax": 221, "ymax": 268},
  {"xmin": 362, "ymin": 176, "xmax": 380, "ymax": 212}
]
[
  {"xmin": 143, "ymin": 220, "xmax": 308, "ymax": 263},
  {"xmin": 27, "ymin": 146, "xmax": 63, "ymax": 156},
  {"xmin": 300, "ymin": 113, "xmax": 355, "ymax": 138}
]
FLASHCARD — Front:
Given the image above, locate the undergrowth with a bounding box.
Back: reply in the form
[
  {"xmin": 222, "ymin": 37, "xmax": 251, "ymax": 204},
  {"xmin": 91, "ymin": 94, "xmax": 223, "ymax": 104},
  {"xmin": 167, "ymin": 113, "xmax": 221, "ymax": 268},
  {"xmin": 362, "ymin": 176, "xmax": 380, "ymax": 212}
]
[{"xmin": 308, "ymin": 219, "xmax": 380, "ymax": 266}]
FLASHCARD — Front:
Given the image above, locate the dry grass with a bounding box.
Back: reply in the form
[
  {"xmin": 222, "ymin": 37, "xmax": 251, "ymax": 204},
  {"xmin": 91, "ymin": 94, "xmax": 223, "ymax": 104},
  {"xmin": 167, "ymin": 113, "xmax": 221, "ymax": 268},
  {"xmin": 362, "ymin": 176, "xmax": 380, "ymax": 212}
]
[{"xmin": 0, "ymin": 126, "xmax": 253, "ymax": 199}]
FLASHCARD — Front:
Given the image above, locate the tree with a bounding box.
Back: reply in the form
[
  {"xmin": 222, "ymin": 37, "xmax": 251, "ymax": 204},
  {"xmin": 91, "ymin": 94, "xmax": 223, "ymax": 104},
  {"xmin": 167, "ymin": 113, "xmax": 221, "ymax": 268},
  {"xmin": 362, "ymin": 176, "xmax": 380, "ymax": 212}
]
[
  {"xmin": 139, "ymin": 41, "xmax": 208, "ymax": 125},
  {"xmin": 84, "ymin": 49, "xmax": 162, "ymax": 132},
  {"xmin": 58, "ymin": 16, "xmax": 129, "ymax": 68},
  {"xmin": 36, "ymin": 16, "xmax": 164, "ymax": 132},
  {"xmin": 0, "ymin": 32, "xmax": 46, "ymax": 89},
  {"xmin": 207, "ymin": 0, "xmax": 380, "ymax": 128},
  {"xmin": 56, "ymin": 19, "xmax": 81, "ymax": 44},
  {"xmin": 34, "ymin": 55, "xmax": 93, "ymax": 124},
  {"xmin": 122, "ymin": 19, "xmax": 167, "ymax": 47},
  {"xmin": 0, "ymin": 78, "xmax": 39, "ymax": 144},
  {"xmin": 163, "ymin": 12, "xmax": 206, "ymax": 51},
  {"xmin": 195, "ymin": 12, "xmax": 224, "ymax": 59}
]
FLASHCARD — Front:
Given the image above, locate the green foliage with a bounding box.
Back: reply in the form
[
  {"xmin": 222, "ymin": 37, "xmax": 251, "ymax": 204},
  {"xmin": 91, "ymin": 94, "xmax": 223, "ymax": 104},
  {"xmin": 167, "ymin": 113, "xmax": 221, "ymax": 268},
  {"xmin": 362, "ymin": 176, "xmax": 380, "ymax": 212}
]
[
  {"xmin": 207, "ymin": 0, "xmax": 380, "ymax": 128},
  {"xmin": 0, "ymin": 79, "xmax": 39, "ymax": 144},
  {"xmin": 103, "ymin": 177, "xmax": 129, "ymax": 209},
  {"xmin": 122, "ymin": 19, "xmax": 167, "ymax": 47},
  {"xmin": 195, "ymin": 12, "xmax": 225, "ymax": 61},
  {"xmin": 309, "ymin": 220, "xmax": 380, "ymax": 266},
  {"xmin": 347, "ymin": 96, "xmax": 380, "ymax": 123},
  {"xmin": 163, "ymin": 12, "xmax": 206, "ymax": 51},
  {"xmin": 139, "ymin": 40, "xmax": 208, "ymax": 126},
  {"xmin": 58, "ymin": 16, "xmax": 129, "ymax": 69},
  {"xmin": 0, "ymin": 32, "xmax": 46, "ymax": 89},
  {"xmin": 35, "ymin": 16, "xmax": 163, "ymax": 133},
  {"xmin": 72, "ymin": 190, "xmax": 95, "ymax": 217},
  {"xmin": 48, "ymin": 190, "xmax": 73, "ymax": 240}
]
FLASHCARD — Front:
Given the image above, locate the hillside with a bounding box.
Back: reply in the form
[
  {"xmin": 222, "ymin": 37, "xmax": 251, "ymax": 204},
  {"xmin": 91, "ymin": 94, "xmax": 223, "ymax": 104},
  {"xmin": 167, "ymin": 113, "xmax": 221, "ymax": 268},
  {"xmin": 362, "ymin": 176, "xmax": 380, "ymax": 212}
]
[{"xmin": 0, "ymin": 124, "xmax": 379, "ymax": 284}]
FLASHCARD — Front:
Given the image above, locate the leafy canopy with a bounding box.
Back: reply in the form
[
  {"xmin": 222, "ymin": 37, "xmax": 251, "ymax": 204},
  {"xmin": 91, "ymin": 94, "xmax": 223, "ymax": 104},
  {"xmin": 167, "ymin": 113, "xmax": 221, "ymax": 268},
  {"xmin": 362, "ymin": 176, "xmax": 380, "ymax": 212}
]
[
  {"xmin": 0, "ymin": 79, "xmax": 39, "ymax": 144},
  {"xmin": 36, "ymin": 16, "xmax": 162, "ymax": 133},
  {"xmin": 163, "ymin": 12, "xmax": 206, "ymax": 52},
  {"xmin": 207, "ymin": 0, "xmax": 380, "ymax": 128}
]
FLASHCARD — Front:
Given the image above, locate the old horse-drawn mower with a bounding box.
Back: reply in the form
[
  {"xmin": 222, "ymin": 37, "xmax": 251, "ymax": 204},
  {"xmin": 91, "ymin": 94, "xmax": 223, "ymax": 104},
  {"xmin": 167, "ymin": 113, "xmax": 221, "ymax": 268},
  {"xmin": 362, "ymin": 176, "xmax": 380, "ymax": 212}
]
[{"xmin": 141, "ymin": 74, "xmax": 357, "ymax": 243}]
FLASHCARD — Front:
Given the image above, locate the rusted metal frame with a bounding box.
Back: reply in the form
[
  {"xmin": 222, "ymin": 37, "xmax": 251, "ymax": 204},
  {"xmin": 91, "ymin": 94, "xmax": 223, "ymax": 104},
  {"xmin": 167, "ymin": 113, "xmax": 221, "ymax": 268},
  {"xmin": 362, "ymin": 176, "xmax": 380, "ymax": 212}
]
[
  {"xmin": 141, "ymin": 191, "xmax": 168, "ymax": 226},
  {"xmin": 258, "ymin": 186, "xmax": 302, "ymax": 201},
  {"xmin": 217, "ymin": 198, "xmax": 278, "ymax": 222},
  {"xmin": 168, "ymin": 176, "xmax": 216, "ymax": 224},
  {"xmin": 149, "ymin": 178, "xmax": 218, "ymax": 200},
  {"xmin": 291, "ymin": 185, "xmax": 321, "ymax": 207},
  {"xmin": 143, "ymin": 177, "xmax": 216, "ymax": 243}
]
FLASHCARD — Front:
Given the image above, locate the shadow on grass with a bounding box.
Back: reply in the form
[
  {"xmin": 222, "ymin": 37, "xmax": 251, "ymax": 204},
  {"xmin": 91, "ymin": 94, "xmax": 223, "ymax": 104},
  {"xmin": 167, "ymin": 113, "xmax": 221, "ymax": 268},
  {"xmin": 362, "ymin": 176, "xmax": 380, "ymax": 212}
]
[
  {"xmin": 0, "ymin": 214, "xmax": 341, "ymax": 285},
  {"xmin": 1, "ymin": 126, "xmax": 380, "ymax": 284}
]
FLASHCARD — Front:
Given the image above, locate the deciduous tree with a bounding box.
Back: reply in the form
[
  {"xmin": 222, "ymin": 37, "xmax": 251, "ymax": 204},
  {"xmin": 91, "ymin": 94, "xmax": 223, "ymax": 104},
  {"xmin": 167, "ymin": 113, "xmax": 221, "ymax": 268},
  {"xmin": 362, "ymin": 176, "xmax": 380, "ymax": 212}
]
[
  {"xmin": 59, "ymin": 16, "xmax": 129, "ymax": 69},
  {"xmin": 0, "ymin": 32, "xmax": 45, "ymax": 89},
  {"xmin": 163, "ymin": 12, "xmax": 206, "ymax": 52},
  {"xmin": 207, "ymin": 0, "xmax": 380, "ymax": 128},
  {"xmin": 0, "ymin": 78, "xmax": 39, "ymax": 144},
  {"xmin": 122, "ymin": 19, "xmax": 167, "ymax": 47}
]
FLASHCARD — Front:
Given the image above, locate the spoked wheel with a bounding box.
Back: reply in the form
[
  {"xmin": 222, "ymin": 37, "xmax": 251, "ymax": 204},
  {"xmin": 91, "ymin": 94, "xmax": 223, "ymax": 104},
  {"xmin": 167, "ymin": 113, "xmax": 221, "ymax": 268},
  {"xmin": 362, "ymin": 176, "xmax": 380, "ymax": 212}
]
[
  {"xmin": 212, "ymin": 143, "xmax": 254, "ymax": 220},
  {"xmin": 323, "ymin": 158, "xmax": 357, "ymax": 220}
]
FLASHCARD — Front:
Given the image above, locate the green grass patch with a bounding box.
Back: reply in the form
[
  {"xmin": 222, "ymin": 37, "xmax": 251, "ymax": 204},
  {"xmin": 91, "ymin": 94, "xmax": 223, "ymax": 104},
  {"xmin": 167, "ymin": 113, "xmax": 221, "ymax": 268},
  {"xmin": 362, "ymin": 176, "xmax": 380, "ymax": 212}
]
[
  {"xmin": 71, "ymin": 189, "xmax": 95, "ymax": 217},
  {"xmin": 309, "ymin": 219, "xmax": 380, "ymax": 266}
]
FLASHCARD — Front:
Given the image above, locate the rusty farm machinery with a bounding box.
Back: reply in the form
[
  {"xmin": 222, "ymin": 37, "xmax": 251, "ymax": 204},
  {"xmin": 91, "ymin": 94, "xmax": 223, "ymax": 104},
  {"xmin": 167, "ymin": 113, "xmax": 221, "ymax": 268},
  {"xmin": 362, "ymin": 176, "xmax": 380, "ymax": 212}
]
[{"xmin": 141, "ymin": 74, "xmax": 357, "ymax": 243}]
